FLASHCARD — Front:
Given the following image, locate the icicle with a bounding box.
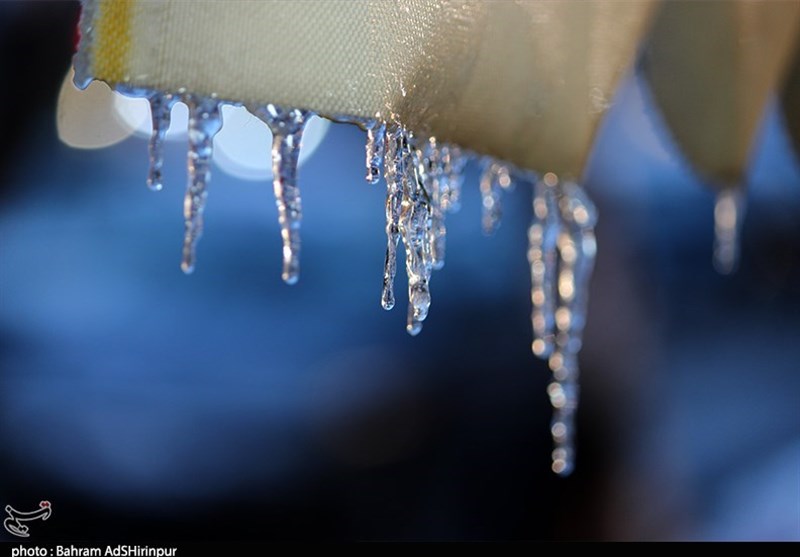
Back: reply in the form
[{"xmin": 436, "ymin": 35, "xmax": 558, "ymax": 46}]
[
  {"xmin": 529, "ymin": 173, "xmax": 597, "ymax": 476},
  {"xmin": 71, "ymin": 0, "xmax": 97, "ymax": 91},
  {"xmin": 146, "ymin": 93, "xmax": 178, "ymax": 191},
  {"xmin": 181, "ymin": 95, "xmax": 223, "ymax": 274},
  {"xmin": 439, "ymin": 145, "xmax": 466, "ymax": 213},
  {"xmin": 550, "ymin": 180, "xmax": 597, "ymax": 476},
  {"xmin": 402, "ymin": 138, "xmax": 434, "ymax": 336},
  {"xmin": 547, "ymin": 351, "xmax": 580, "ymax": 476},
  {"xmin": 423, "ymin": 138, "xmax": 447, "ymax": 270},
  {"xmin": 111, "ymin": 85, "xmax": 177, "ymax": 192},
  {"xmin": 381, "ymin": 125, "xmax": 406, "ymax": 310},
  {"xmin": 380, "ymin": 127, "xmax": 435, "ymax": 331},
  {"xmin": 558, "ymin": 181, "xmax": 598, "ymax": 355},
  {"xmin": 479, "ymin": 161, "xmax": 502, "ymax": 234},
  {"xmin": 479, "ymin": 161, "xmax": 512, "ymax": 234},
  {"xmin": 529, "ymin": 173, "xmax": 561, "ymax": 358},
  {"xmin": 253, "ymin": 105, "xmax": 311, "ymax": 285},
  {"xmin": 713, "ymin": 188, "xmax": 744, "ymax": 274},
  {"xmin": 365, "ymin": 120, "xmax": 387, "ymax": 184}
]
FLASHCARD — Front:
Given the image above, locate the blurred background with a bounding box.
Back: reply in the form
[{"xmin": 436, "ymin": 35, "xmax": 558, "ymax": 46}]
[{"xmin": 1, "ymin": 1, "xmax": 798, "ymax": 541}]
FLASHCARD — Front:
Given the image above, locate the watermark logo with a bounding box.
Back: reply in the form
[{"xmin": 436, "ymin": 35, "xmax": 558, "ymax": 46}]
[{"xmin": 4, "ymin": 501, "xmax": 52, "ymax": 538}]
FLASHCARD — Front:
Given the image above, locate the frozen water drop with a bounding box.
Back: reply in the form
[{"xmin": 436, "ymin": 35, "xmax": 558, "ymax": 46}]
[
  {"xmin": 713, "ymin": 188, "xmax": 744, "ymax": 275},
  {"xmin": 253, "ymin": 104, "xmax": 311, "ymax": 285},
  {"xmin": 405, "ymin": 316, "xmax": 423, "ymax": 336},
  {"xmin": 181, "ymin": 94, "xmax": 223, "ymax": 274}
]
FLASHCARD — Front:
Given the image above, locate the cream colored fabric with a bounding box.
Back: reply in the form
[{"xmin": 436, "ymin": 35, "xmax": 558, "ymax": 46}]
[
  {"xmin": 82, "ymin": 0, "xmax": 656, "ymax": 177},
  {"xmin": 781, "ymin": 44, "xmax": 800, "ymax": 157},
  {"xmin": 641, "ymin": 0, "xmax": 800, "ymax": 186},
  {"xmin": 422, "ymin": 1, "xmax": 656, "ymax": 177}
]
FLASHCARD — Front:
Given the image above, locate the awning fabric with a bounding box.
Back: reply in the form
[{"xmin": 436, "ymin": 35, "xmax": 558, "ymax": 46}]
[{"xmin": 74, "ymin": 0, "xmax": 800, "ymax": 182}]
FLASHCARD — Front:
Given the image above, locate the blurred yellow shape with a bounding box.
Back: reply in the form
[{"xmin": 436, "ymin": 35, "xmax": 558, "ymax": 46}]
[
  {"xmin": 76, "ymin": 0, "xmax": 656, "ymax": 177},
  {"xmin": 641, "ymin": 0, "xmax": 800, "ymax": 186}
]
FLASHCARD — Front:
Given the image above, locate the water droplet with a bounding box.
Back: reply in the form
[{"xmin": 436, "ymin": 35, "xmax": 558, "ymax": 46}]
[
  {"xmin": 181, "ymin": 94, "xmax": 223, "ymax": 274},
  {"xmin": 253, "ymin": 104, "xmax": 311, "ymax": 285}
]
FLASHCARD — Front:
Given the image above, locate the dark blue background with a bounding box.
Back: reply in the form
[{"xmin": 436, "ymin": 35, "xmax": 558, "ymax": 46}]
[{"xmin": 1, "ymin": 1, "xmax": 798, "ymax": 541}]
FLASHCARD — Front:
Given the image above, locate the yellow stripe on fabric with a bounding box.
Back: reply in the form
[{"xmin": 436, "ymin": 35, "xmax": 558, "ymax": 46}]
[{"xmin": 94, "ymin": 0, "xmax": 133, "ymax": 83}]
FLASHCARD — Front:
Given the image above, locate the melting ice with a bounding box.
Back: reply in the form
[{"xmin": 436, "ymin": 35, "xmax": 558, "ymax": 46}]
[
  {"xmin": 378, "ymin": 128, "xmax": 469, "ymax": 334},
  {"xmin": 87, "ymin": 81, "xmax": 602, "ymax": 476},
  {"xmin": 379, "ymin": 125, "xmax": 433, "ymax": 335}
]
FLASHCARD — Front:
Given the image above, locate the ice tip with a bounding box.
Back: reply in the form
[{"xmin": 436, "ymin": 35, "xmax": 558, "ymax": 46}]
[
  {"xmin": 381, "ymin": 285, "xmax": 395, "ymax": 310},
  {"xmin": 72, "ymin": 72, "xmax": 92, "ymax": 91},
  {"xmin": 180, "ymin": 261, "xmax": 195, "ymax": 275},
  {"xmin": 406, "ymin": 321, "xmax": 423, "ymax": 336},
  {"xmin": 282, "ymin": 272, "xmax": 300, "ymax": 285}
]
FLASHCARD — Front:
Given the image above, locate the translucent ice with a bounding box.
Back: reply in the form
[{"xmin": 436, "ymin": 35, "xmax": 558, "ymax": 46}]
[
  {"xmin": 365, "ymin": 120, "xmax": 387, "ymax": 185},
  {"xmin": 79, "ymin": 79, "xmax": 607, "ymax": 477},
  {"xmin": 181, "ymin": 94, "xmax": 223, "ymax": 274},
  {"xmin": 381, "ymin": 125, "xmax": 406, "ymax": 311},
  {"xmin": 252, "ymin": 105, "xmax": 311, "ymax": 285},
  {"xmin": 146, "ymin": 93, "xmax": 178, "ymax": 191},
  {"xmin": 479, "ymin": 161, "xmax": 512, "ymax": 234},
  {"xmin": 401, "ymin": 140, "xmax": 434, "ymax": 335},
  {"xmin": 379, "ymin": 126, "xmax": 456, "ymax": 335},
  {"xmin": 529, "ymin": 173, "xmax": 597, "ymax": 476}
]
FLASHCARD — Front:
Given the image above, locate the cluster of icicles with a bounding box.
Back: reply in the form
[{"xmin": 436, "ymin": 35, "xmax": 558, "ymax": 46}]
[{"xmin": 105, "ymin": 85, "xmax": 599, "ymax": 476}]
